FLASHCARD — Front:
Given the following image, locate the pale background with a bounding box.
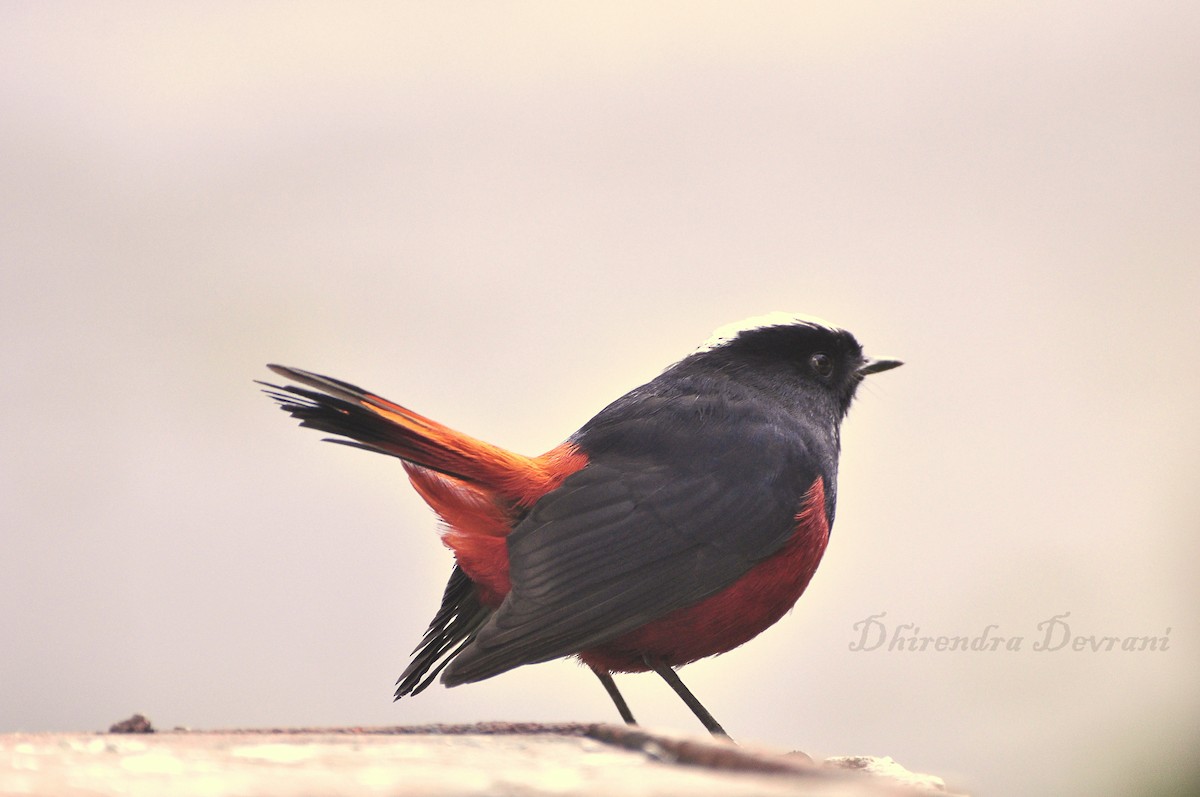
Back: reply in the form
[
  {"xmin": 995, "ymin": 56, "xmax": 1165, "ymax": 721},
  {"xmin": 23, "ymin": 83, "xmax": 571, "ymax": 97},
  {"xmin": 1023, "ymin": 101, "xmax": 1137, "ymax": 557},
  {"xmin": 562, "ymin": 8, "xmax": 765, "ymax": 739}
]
[{"xmin": 2, "ymin": 3, "xmax": 1198, "ymax": 795}]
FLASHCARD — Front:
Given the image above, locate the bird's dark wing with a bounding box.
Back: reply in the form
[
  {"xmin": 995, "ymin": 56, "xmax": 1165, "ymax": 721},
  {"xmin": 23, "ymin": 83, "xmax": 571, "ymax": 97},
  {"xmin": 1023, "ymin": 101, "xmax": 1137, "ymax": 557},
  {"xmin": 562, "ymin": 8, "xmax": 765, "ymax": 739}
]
[{"xmin": 442, "ymin": 401, "xmax": 820, "ymax": 685}]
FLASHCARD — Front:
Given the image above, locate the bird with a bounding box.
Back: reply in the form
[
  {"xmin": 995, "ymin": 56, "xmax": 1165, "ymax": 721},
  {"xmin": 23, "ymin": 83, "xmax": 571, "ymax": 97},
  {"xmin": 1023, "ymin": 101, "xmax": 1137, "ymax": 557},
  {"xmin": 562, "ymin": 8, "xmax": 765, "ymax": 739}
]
[{"xmin": 260, "ymin": 312, "xmax": 901, "ymax": 738}]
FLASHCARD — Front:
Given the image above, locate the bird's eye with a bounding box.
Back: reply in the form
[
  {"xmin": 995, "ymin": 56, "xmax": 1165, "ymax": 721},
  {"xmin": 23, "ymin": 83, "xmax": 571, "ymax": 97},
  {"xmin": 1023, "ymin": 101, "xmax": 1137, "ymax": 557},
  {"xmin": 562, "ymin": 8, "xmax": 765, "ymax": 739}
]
[{"xmin": 809, "ymin": 353, "xmax": 834, "ymax": 378}]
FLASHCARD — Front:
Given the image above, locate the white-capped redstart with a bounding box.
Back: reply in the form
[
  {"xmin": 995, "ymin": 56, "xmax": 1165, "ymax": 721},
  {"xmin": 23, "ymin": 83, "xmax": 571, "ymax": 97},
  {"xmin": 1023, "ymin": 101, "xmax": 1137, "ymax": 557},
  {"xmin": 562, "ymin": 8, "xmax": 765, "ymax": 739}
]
[{"xmin": 262, "ymin": 313, "xmax": 901, "ymax": 737}]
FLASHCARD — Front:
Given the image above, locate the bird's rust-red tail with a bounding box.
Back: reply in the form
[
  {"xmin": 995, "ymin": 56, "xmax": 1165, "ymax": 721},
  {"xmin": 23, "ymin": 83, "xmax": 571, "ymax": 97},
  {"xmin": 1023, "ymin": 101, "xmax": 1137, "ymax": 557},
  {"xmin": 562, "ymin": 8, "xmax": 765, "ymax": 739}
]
[{"xmin": 260, "ymin": 365, "xmax": 586, "ymax": 603}]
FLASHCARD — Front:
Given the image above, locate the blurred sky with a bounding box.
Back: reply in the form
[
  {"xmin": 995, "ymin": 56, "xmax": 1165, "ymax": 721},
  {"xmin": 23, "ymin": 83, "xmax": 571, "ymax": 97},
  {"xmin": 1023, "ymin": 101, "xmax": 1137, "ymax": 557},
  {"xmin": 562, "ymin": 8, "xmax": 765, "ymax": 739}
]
[{"xmin": 2, "ymin": 3, "xmax": 1198, "ymax": 795}]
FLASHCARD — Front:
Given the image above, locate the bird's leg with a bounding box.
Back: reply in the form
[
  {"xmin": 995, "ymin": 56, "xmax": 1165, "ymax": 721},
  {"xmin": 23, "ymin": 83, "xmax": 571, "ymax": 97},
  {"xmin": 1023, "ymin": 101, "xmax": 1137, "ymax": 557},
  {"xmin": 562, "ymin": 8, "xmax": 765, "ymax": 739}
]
[
  {"xmin": 644, "ymin": 655, "xmax": 730, "ymax": 739},
  {"xmin": 592, "ymin": 667, "xmax": 637, "ymax": 726}
]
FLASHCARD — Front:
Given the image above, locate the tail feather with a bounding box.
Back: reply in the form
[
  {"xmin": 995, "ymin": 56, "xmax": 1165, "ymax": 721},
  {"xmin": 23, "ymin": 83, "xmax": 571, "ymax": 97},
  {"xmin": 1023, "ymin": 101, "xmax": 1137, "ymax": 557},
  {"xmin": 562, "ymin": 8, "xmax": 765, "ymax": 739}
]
[
  {"xmin": 261, "ymin": 379, "xmax": 462, "ymax": 473},
  {"xmin": 394, "ymin": 565, "xmax": 492, "ymax": 699},
  {"xmin": 261, "ymin": 364, "xmax": 556, "ymax": 500}
]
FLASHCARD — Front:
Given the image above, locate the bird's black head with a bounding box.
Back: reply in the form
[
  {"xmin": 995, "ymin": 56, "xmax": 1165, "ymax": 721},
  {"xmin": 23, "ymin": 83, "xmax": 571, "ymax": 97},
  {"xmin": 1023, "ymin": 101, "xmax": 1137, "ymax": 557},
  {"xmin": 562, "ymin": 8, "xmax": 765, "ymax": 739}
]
[{"xmin": 683, "ymin": 313, "xmax": 902, "ymax": 422}]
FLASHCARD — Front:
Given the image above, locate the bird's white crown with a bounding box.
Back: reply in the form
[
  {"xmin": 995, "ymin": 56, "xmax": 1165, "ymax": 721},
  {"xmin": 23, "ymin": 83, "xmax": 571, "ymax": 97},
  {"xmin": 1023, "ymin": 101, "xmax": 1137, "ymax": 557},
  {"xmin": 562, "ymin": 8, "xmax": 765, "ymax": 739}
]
[{"xmin": 696, "ymin": 312, "xmax": 842, "ymax": 353}]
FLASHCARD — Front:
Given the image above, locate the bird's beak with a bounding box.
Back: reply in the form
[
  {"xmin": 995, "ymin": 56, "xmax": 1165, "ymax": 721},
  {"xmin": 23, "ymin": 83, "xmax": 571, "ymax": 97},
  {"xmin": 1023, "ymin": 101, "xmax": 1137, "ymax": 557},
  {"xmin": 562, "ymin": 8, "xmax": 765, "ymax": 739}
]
[{"xmin": 857, "ymin": 358, "xmax": 903, "ymax": 376}]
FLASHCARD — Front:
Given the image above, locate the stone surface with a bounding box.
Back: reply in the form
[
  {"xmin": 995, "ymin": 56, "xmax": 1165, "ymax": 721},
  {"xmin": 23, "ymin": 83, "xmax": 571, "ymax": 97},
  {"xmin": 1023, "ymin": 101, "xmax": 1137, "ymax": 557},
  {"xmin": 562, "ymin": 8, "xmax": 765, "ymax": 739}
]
[
  {"xmin": 826, "ymin": 756, "xmax": 948, "ymax": 793},
  {"xmin": 0, "ymin": 723, "xmax": 961, "ymax": 796}
]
